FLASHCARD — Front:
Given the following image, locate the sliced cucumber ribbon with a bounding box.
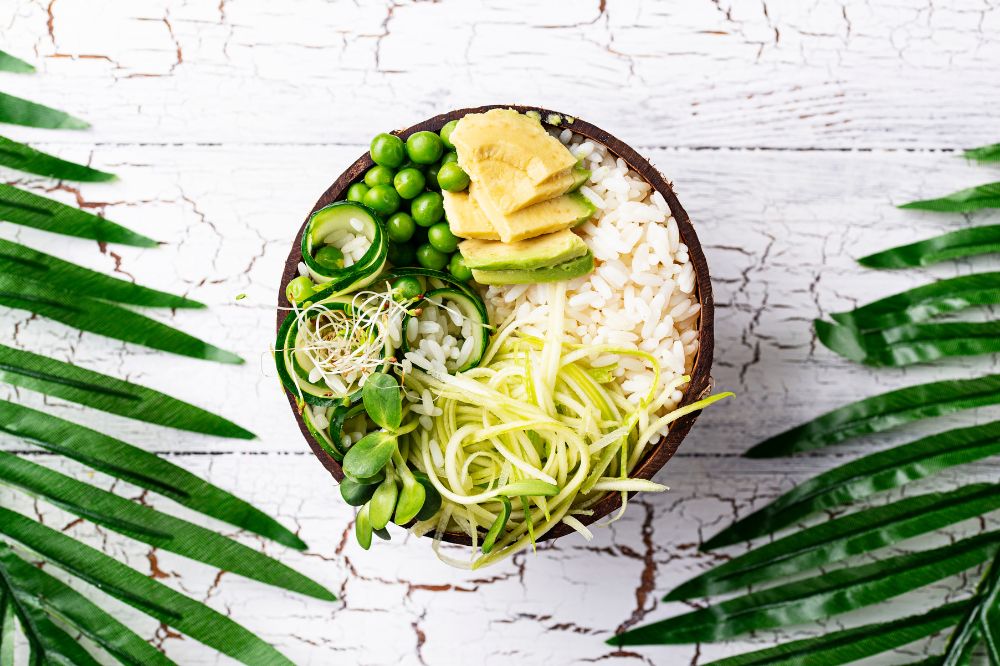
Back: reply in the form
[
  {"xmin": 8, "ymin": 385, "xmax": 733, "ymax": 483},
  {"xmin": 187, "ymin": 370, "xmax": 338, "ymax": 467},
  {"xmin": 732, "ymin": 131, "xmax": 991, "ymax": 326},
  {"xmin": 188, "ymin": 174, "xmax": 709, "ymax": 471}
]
[{"xmin": 301, "ymin": 202, "xmax": 388, "ymax": 294}]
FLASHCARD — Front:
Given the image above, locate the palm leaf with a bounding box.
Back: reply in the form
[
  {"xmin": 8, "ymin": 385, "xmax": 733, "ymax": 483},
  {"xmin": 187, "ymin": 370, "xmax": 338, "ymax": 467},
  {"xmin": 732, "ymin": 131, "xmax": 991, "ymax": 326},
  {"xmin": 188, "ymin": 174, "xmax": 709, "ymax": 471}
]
[
  {"xmin": 942, "ymin": 552, "xmax": 1000, "ymax": 666},
  {"xmin": 745, "ymin": 374, "xmax": 1000, "ymax": 458},
  {"xmin": 0, "ymin": 50, "xmax": 34, "ymax": 74},
  {"xmin": 0, "ymin": 238, "xmax": 202, "ymax": 309},
  {"xmin": 899, "ymin": 182, "xmax": 1000, "ymax": 213},
  {"xmin": 0, "ymin": 399, "xmax": 304, "ymax": 549},
  {"xmin": 0, "ymin": 91, "xmax": 89, "ymax": 130},
  {"xmin": 0, "ymin": 588, "xmax": 14, "ymax": 666},
  {"xmin": 0, "ymin": 507, "xmax": 295, "ymax": 665},
  {"xmin": 613, "ymin": 530, "xmax": 999, "ymax": 644},
  {"xmin": 0, "ymin": 451, "xmax": 332, "ymax": 600},
  {"xmin": 0, "ymin": 136, "xmax": 116, "ymax": 181},
  {"xmin": 817, "ymin": 319, "xmax": 1000, "ymax": 366},
  {"xmin": 0, "ymin": 543, "xmax": 172, "ymax": 666},
  {"xmin": 0, "ymin": 568, "xmax": 103, "ymax": 666},
  {"xmin": 858, "ymin": 225, "xmax": 1000, "ymax": 268},
  {"xmin": 829, "ymin": 273, "xmax": 1000, "ymax": 331},
  {"xmin": 697, "ymin": 601, "xmax": 968, "ymax": 666},
  {"xmin": 0, "ymin": 274, "xmax": 241, "ymax": 363},
  {"xmin": 0, "ymin": 344, "xmax": 254, "ymax": 438},
  {"xmin": 965, "ymin": 143, "xmax": 1000, "ymax": 164},
  {"xmin": 0, "ymin": 183, "xmax": 156, "ymax": 247},
  {"xmin": 670, "ymin": 484, "xmax": 1000, "ymax": 600},
  {"xmin": 706, "ymin": 421, "xmax": 1000, "ymax": 549}
]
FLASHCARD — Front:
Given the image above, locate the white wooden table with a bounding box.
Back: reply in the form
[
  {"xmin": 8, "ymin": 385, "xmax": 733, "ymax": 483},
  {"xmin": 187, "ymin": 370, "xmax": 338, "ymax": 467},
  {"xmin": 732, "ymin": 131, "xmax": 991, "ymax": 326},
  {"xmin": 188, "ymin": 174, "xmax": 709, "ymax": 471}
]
[{"xmin": 2, "ymin": 1, "xmax": 999, "ymax": 664}]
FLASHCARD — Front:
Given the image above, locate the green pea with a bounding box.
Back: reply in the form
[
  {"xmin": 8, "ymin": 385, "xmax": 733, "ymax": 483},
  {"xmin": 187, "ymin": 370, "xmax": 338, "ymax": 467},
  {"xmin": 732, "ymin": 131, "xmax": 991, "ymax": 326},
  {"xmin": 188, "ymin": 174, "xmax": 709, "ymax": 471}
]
[
  {"xmin": 370, "ymin": 133, "xmax": 405, "ymax": 168},
  {"xmin": 440, "ymin": 150, "xmax": 458, "ymax": 165},
  {"xmin": 364, "ymin": 165, "xmax": 395, "ymax": 188},
  {"xmin": 427, "ymin": 222, "xmax": 460, "ymax": 253},
  {"xmin": 448, "ymin": 253, "xmax": 473, "ymax": 282},
  {"xmin": 406, "ymin": 131, "xmax": 444, "ymax": 164},
  {"xmin": 285, "ymin": 275, "xmax": 315, "ymax": 304},
  {"xmin": 387, "ymin": 242, "xmax": 416, "ymax": 266},
  {"xmin": 313, "ymin": 245, "xmax": 346, "ymax": 271},
  {"xmin": 411, "ymin": 191, "xmax": 444, "ymax": 227},
  {"xmin": 393, "ymin": 168, "xmax": 426, "ymax": 200},
  {"xmin": 392, "ymin": 276, "xmax": 422, "ymax": 301},
  {"xmin": 346, "ymin": 182, "xmax": 369, "ymax": 203},
  {"xmin": 425, "ymin": 164, "xmax": 441, "ymax": 191},
  {"xmin": 386, "ymin": 212, "xmax": 416, "ymax": 243},
  {"xmin": 436, "ymin": 162, "xmax": 470, "ymax": 192},
  {"xmin": 439, "ymin": 120, "xmax": 459, "ymax": 149},
  {"xmin": 363, "ymin": 184, "xmax": 401, "ymax": 217},
  {"xmin": 416, "ymin": 243, "xmax": 449, "ymax": 271}
]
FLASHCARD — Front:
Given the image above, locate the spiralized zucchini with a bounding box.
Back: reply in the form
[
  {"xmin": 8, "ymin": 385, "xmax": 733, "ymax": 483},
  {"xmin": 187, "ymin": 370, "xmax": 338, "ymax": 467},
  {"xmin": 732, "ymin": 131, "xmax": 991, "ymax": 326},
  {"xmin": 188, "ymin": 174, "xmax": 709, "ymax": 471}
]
[{"xmin": 396, "ymin": 282, "xmax": 732, "ymax": 568}]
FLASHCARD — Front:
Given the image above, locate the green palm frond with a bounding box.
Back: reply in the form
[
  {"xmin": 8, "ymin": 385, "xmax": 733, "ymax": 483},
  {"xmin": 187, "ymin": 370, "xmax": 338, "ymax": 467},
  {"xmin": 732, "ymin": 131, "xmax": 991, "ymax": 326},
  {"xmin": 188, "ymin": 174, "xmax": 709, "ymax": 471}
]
[
  {"xmin": 615, "ymin": 143, "xmax": 1000, "ymax": 664},
  {"xmin": 0, "ymin": 344, "xmax": 253, "ymax": 438},
  {"xmin": 0, "ymin": 183, "xmax": 157, "ymax": 246},
  {"xmin": 0, "ymin": 238, "xmax": 202, "ymax": 308},
  {"xmin": 0, "ymin": 273, "xmax": 242, "ymax": 363},
  {"xmin": 0, "ymin": 51, "xmax": 35, "ymax": 74},
  {"xmin": 0, "ymin": 50, "xmax": 332, "ymax": 664},
  {"xmin": 0, "ymin": 135, "xmax": 116, "ymax": 181}
]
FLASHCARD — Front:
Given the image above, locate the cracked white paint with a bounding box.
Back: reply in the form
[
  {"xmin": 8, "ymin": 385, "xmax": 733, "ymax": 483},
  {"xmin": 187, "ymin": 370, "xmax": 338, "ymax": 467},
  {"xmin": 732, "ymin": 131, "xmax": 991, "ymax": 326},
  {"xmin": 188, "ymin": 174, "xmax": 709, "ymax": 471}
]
[{"xmin": 1, "ymin": 1, "xmax": 999, "ymax": 664}]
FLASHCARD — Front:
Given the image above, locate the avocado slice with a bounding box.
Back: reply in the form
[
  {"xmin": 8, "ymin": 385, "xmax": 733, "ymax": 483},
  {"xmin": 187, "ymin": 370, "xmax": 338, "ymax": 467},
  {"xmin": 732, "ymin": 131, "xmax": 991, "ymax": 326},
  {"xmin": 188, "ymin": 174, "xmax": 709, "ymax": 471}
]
[
  {"xmin": 472, "ymin": 186, "xmax": 596, "ymax": 244},
  {"xmin": 442, "ymin": 190, "xmax": 500, "ymax": 240},
  {"xmin": 460, "ymin": 229, "xmax": 589, "ymax": 271},
  {"xmin": 569, "ymin": 163, "xmax": 591, "ymax": 192},
  {"xmin": 471, "ymin": 250, "xmax": 595, "ymax": 285}
]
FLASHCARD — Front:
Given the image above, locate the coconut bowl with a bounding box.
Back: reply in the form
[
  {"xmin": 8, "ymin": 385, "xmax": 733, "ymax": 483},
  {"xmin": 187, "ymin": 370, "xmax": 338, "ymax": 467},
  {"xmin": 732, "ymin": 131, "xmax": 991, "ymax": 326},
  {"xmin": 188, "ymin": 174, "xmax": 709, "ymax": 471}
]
[{"xmin": 277, "ymin": 105, "xmax": 714, "ymax": 545}]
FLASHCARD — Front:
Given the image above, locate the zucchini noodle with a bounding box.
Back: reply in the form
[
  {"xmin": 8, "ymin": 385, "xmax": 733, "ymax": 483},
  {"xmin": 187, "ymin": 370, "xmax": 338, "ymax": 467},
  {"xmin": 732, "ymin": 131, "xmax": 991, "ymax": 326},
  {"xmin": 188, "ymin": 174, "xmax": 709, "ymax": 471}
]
[{"xmin": 396, "ymin": 282, "xmax": 732, "ymax": 568}]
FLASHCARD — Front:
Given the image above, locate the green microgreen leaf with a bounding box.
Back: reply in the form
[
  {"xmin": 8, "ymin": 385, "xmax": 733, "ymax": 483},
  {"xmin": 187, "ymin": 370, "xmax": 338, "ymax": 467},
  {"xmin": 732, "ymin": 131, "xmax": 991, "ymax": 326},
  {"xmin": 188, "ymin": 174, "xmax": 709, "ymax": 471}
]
[
  {"xmin": 0, "ymin": 238, "xmax": 202, "ymax": 308},
  {"xmin": 0, "ymin": 91, "xmax": 89, "ymax": 130},
  {"xmin": 705, "ymin": 420, "xmax": 1000, "ymax": 549},
  {"xmin": 0, "ymin": 544, "xmax": 172, "ymax": 666},
  {"xmin": 829, "ymin": 272, "xmax": 1000, "ymax": 332},
  {"xmin": 858, "ymin": 225, "xmax": 1000, "ymax": 268},
  {"xmin": 964, "ymin": 143, "xmax": 1000, "ymax": 164},
  {"xmin": 0, "ymin": 50, "xmax": 35, "ymax": 73},
  {"xmin": 0, "ymin": 136, "xmax": 115, "ymax": 181},
  {"xmin": 356, "ymin": 504, "xmax": 373, "ymax": 550},
  {"xmin": 0, "ymin": 507, "xmax": 295, "ymax": 665},
  {"xmin": 368, "ymin": 471, "xmax": 399, "ymax": 531},
  {"xmin": 899, "ymin": 182, "xmax": 1000, "ymax": 213},
  {"xmin": 393, "ymin": 469, "xmax": 427, "ymax": 525},
  {"xmin": 339, "ymin": 476, "xmax": 380, "ymax": 506},
  {"xmin": 817, "ymin": 318, "xmax": 1000, "ymax": 366},
  {"xmin": 670, "ymin": 484, "xmax": 1000, "ymax": 600},
  {"xmin": 0, "ymin": 273, "xmax": 241, "ymax": 363},
  {"xmin": 362, "ymin": 372, "xmax": 402, "ymax": 431},
  {"xmin": 0, "ymin": 587, "xmax": 15, "ymax": 666},
  {"xmin": 0, "ymin": 451, "xmax": 334, "ymax": 600},
  {"xmin": 0, "ymin": 344, "xmax": 254, "ymax": 438},
  {"xmin": 0, "ymin": 399, "xmax": 303, "ymax": 549},
  {"xmin": 614, "ymin": 530, "xmax": 999, "ymax": 644},
  {"xmin": 342, "ymin": 431, "xmax": 396, "ymax": 479},
  {"xmin": 413, "ymin": 471, "xmax": 442, "ymax": 521},
  {"xmin": 745, "ymin": 373, "xmax": 1000, "ymax": 458},
  {"xmin": 0, "ymin": 183, "xmax": 157, "ymax": 247},
  {"xmin": 482, "ymin": 496, "xmax": 512, "ymax": 554},
  {"xmin": 695, "ymin": 601, "xmax": 968, "ymax": 666},
  {"xmin": 497, "ymin": 479, "xmax": 559, "ymax": 497}
]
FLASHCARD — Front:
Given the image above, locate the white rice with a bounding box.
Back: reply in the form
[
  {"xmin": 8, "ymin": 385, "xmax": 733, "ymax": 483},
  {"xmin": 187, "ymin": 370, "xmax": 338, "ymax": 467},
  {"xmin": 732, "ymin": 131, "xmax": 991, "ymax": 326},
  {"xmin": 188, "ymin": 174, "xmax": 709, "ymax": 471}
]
[{"xmin": 483, "ymin": 132, "xmax": 700, "ymax": 414}]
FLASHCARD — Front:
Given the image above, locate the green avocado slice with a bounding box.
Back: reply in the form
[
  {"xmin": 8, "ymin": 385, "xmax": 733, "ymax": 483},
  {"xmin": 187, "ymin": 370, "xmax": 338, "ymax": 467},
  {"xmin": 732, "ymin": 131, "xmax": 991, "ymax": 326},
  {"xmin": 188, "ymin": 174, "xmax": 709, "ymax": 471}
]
[
  {"xmin": 459, "ymin": 229, "xmax": 589, "ymax": 271},
  {"xmin": 471, "ymin": 250, "xmax": 595, "ymax": 285}
]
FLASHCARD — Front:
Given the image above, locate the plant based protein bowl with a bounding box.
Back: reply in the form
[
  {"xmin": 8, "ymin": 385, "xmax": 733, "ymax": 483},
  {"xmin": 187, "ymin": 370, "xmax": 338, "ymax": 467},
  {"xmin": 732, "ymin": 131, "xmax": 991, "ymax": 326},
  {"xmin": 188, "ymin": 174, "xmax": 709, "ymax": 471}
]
[{"xmin": 275, "ymin": 106, "xmax": 724, "ymax": 568}]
